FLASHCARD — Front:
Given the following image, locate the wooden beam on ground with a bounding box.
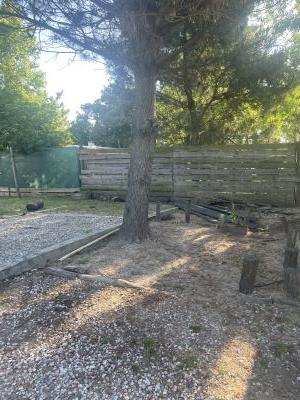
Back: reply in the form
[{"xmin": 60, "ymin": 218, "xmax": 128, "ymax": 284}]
[
  {"xmin": 148, "ymin": 207, "xmax": 178, "ymax": 220},
  {"xmin": 59, "ymin": 227, "xmax": 121, "ymax": 261},
  {"xmin": 58, "ymin": 206, "xmax": 178, "ymax": 262},
  {"xmin": 46, "ymin": 267, "xmax": 148, "ymax": 290}
]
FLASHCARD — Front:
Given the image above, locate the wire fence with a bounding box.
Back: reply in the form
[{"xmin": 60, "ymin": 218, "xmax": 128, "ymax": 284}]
[{"xmin": 0, "ymin": 147, "xmax": 80, "ymax": 189}]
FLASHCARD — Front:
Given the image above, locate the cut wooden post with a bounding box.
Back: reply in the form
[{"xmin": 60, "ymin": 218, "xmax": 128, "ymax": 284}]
[
  {"xmin": 239, "ymin": 254, "xmax": 259, "ymax": 294},
  {"xmin": 9, "ymin": 147, "xmax": 21, "ymax": 198},
  {"xmin": 156, "ymin": 202, "xmax": 161, "ymax": 221},
  {"xmin": 283, "ymin": 222, "xmax": 300, "ymax": 298},
  {"xmin": 185, "ymin": 199, "xmax": 191, "ymax": 223}
]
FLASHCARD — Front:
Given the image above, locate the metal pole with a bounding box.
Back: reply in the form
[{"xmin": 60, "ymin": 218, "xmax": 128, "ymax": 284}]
[{"xmin": 9, "ymin": 146, "xmax": 21, "ymax": 198}]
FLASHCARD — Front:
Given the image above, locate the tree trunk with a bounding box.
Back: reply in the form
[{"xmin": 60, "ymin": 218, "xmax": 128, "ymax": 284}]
[
  {"xmin": 121, "ymin": 68, "xmax": 157, "ymax": 241},
  {"xmin": 184, "ymin": 83, "xmax": 202, "ymax": 145}
]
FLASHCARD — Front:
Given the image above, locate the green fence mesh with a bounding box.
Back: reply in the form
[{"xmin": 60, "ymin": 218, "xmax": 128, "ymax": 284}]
[{"xmin": 0, "ymin": 147, "xmax": 80, "ymax": 189}]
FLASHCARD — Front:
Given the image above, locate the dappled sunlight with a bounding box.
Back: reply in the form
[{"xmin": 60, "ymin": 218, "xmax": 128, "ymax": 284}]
[
  {"xmin": 208, "ymin": 242, "xmax": 236, "ymax": 255},
  {"xmin": 41, "ymin": 279, "xmax": 82, "ymax": 301},
  {"xmin": 88, "ymin": 258, "xmax": 131, "ymax": 277},
  {"xmin": 192, "ymin": 233, "xmax": 214, "ymax": 242},
  {"xmin": 182, "ymin": 226, "xmax": 210, "ymax": 240},
  {"xmin": 129, "ymin": 256, "xmax": 191, "ymax": 286},
  {"xmin": 205, "ymin": 336, "xmax": 257, "ymax": 400},
  {"xmin": 5, "ymin": 280, "xmax": 146, "ymax": 361},
  {"xmin": 12, "ymin": 285, "xmax": 146, "ymax": 361}
]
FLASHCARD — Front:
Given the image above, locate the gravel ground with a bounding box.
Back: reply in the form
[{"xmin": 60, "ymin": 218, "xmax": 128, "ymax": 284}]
[
  {"xmin": 0, "ymin": 212, "xmax": 122, "ymax": 268},
  {"xmin": 0, "ymin": 214, "xmax": 299, "ymax": 400}
]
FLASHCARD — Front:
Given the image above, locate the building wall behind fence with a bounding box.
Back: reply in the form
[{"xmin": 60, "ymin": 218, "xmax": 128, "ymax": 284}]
[
  {"xmin": 80, "ymin": 143, "xmax": 300, "ymax": 206},
  {"xmin": 0, "ymin": 147, "xmax": 80, "ymax": 190}
]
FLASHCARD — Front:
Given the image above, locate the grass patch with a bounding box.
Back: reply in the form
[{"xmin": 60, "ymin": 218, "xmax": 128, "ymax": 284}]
[
  {"xmin": 143, "ymin": 337, "xmax": 159, "ymax": 359},
  {"xmin": 180, "ymin": 352, "xmax": 198, "ymax": 369},
  {"xmin": 259, "ymin": 357, "xmax": 268, "ymax": 369},
  {"xmin": 189, "ymin": 325, "xmax": 203, "ymax": 333},
  {"xmin": 218, "ymin": 361, "xmax": 230, "ymax": 376},
  {"xmin": 101, "ymin": 335, "xmax": 114, "ymax": 345},
  {"xmin": 272, "ymin": 341, "xmax": 294, "ymax": 358},
  {"xmin": 0, "ymin": 196, "xmax": 123, "ymax": 216},
  {"xmin": 131, "ymin": 364, "xmax": 141, "ymax": 373}
]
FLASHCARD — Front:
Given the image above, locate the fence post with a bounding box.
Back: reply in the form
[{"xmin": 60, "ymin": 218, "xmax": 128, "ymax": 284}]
[
  {"xmin": 185, "ymin": 199, "xmax": 191, "ymax": 223},
  {"xmin": 283, "ymin": 221, "xmax": 300, "ymax": 298},
  {"xmin": 156, "ymin": 201, "xmax": 161, "ymax": 221},
  {"xmin": 294, "ymin": 143, "xmax": 300, "ymax": 207},
  {"xmin": 9, "ymin": 147, "xmax": 21, "ymax": 198}
]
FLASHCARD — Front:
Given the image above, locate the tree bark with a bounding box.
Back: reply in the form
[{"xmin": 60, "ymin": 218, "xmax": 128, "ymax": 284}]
[{"xmin": 121, "ymin": 68, "xmax": 157, "ymax": 241}]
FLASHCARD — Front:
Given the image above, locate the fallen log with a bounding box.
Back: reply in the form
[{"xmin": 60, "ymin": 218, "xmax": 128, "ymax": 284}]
[
  {"xmin": 26, "ymin": 200, "xmax": 44, "ymax": 212},
  {"xmin": 46, "ymin": 267, "xmax": 148, "ymax": 290}
]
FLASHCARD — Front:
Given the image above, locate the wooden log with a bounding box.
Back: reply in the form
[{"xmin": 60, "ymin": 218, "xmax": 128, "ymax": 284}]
[
  {"xmin": 26, "ymin": 200, "xmax": 44, "ymax": 212},
  {"xmin": 239, "ymin": 254, "xmax": 259, "ymax": 294},
  {"xmin": 185, "ymin": 199, "xmax": 191, "ymax": 223},
  {"xmin": 46, "ymin": 267, "xmax": 147, "ymax": 290}
]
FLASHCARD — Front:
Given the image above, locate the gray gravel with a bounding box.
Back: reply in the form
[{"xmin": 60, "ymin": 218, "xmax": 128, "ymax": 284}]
[{"xmin": 0, "ymin": 212, "xmax": 122, "ymax": 268}]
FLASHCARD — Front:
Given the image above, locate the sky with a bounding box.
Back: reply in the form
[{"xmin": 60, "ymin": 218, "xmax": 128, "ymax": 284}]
[{"xmin": 39, "ymin": 52, "xmax": 108, "ymax": 121}]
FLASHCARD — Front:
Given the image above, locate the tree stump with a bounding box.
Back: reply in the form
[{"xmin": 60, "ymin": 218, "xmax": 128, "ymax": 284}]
[
  {"xmin": 283, "ymin": 222, "xmax": 300, "ymax": 298},
  {"xmin": 239, "ymin": 254, "xmax": 259, "ymax": 294}
]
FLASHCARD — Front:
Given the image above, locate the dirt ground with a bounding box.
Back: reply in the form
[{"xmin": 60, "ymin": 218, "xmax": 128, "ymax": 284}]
[{"xmin": 1, "ymin": 212, "xmax": 299, "ymax": 400}]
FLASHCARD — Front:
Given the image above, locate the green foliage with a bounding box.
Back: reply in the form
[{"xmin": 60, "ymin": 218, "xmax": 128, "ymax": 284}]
[
  {"xmin": 157, "ymin": 1, "xmax": 299, "ymax": 145},
  {"xmin": 71, "ymin": 1, "xmax": 299, "ymax": 148},
  {"xmin": 72, "ymin": 71, "xmax": 134, "ymax": 148},
  {"xmin": 71, "ymin": 114, "xmax": 93, "ymax": 146},
  {"xmin": 0, "ymin": 14, "xmax": 72, "ymax": 153}
]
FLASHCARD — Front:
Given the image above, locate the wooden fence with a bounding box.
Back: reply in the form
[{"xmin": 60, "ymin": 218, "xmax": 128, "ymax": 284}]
[{"xmin": 80, "ymin": 143, "xmax": 300, "ymax": 206}]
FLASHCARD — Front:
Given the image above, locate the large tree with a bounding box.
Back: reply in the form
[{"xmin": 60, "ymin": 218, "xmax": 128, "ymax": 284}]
[
  {"xmin": 2, "ymin": 0, "xmax": 294, "ymax": 240},
  {"xmin": 0, "ymin": 14, "xmax": 72, "ymax": 152},
  {"xmin": 157, "ymin": 5, "xmax": 299, "ymax": 145}
]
